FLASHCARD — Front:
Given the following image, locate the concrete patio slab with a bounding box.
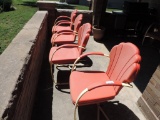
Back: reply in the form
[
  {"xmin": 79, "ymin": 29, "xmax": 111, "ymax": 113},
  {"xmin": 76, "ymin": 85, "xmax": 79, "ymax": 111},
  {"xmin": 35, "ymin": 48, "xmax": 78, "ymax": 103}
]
[{"xmin": 32, "ymin": 34, "xmax": 160, "ymax": 120}]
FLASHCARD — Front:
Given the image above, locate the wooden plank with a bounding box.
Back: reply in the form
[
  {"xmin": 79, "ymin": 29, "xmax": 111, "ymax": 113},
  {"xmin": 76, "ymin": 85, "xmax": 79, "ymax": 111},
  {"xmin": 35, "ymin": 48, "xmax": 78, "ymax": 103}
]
[
  {"xmin": 150, "ymin": 77, "xmax": 160, "ymax": 92},
  {"xmin": 150, "ymin": 78, "xmax": 157, "ymax": 86},
  {"xmin": 152, "ymin": 69, "xmax": 160, "ymax": 82},
  {"xmin": 143, "ymin": 90, "xmax": 156, "ymax": 105},
  {"xmin": 137, "ymin": 97, "xmax": 159, "ymax": 120},
  {"xmin": 155, "ymin": 103, "xmax": 160, "ymax": 117},
  {"xmin": 148, "ymin": 83, "xmax": 160, "ymax": 97},
  {"xmin": 146, "ymin": 85, "xmax": 160, "ymax": 105},
  {"xmin": 155, "ymin": 82, "xmax": 160, "ymax": 91},
  {"xmin": 142, "ymin": 90, "xmax": 149, "ymax": 101},
  {"xmin": 147, "ymin": 99, "xmax": 160, "ymax": 117},
  {"xmin": 157, "ymin": 64, "xmax": 160, "ymax": 71}
]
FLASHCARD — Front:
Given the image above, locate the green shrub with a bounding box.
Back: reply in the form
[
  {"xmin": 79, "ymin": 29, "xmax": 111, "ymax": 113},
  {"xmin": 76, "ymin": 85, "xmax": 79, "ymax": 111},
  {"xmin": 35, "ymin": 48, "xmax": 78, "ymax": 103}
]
[{"xmin": 0, "ymin": 0, "xmax": 12, "ymax": 11}]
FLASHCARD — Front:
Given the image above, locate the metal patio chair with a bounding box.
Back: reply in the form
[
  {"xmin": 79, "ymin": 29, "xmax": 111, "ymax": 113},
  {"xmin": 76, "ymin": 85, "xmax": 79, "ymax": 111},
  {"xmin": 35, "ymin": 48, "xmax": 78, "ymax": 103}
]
[
  {"xmin": 52, "ymin": 9, "xmax": 77, "ymax": 34},
  {"xmin": 51, "ymin": 14, "xmax": 83, "ymax": 46},
  {"xmin": 49, "ymin": 23, "xmax": 91, "ymax": 85},
  {"xmin": 69, "ymin": 42, "xmax": 141, "ymax": 120}
]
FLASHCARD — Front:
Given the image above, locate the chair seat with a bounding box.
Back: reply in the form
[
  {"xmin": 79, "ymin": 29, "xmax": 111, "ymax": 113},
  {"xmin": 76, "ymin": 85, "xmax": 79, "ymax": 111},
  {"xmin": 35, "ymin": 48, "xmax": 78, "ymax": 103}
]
[
  {"xmin": 52, "ymin": 26, "xmax": 71, "ymax": 33},
  {"xmin": 52, "ymin": 34, "xmax": 76, "ymax": 44},
  {"xmin": 70, "ymin": 71, "xmax": 116, "ymax": 106},
  {"xmin": 49, "ymin": 47, "xmax": 79, "ymax": 64}
]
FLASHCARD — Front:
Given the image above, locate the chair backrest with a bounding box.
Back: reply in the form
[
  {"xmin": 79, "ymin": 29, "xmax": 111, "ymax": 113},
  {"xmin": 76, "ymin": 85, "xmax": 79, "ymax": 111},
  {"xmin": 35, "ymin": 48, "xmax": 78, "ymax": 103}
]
[
  {"xmin": 106, "ymin": 42, "xmax": 141, "ymax": 94},
  {"xmin": 70, "ymin": 9, "xmax": 77, "ymax": 28},
  {"xmin": 73, "ymin": 14, "xmax": 83, "ymax": 32},
  {"xmin": 77, "ymin": 23, "xmax": 91, "ymax": 54}
]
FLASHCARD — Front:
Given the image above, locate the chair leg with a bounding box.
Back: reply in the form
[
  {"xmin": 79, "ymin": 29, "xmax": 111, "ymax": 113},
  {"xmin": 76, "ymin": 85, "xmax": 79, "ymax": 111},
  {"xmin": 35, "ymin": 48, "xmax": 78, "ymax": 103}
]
[
  {"xmin": 50, "ymin": 63, "xmax": 56, "ymax": 84},
  {"xmin": 97, "ymin": 104, "xmax": 100, "ymax": 120},
  {"xmin": 97, "ymin": 104, "xmax": 110, "ymax": 120},
  {"xmin": 50, "ymin": 63, "xmax": 69, "ymax": 85},
  {"xmin": 74, "ymin": 104, "xmax": 78, "ymax": 120}
]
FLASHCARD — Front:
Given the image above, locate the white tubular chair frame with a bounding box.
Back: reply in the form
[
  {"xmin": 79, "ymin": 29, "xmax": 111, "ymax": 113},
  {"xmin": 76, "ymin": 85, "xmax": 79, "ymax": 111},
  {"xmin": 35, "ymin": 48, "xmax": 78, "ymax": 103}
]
[{"xmin": 73, "ymin": 82, "xmax": 133, "ymax": 120}]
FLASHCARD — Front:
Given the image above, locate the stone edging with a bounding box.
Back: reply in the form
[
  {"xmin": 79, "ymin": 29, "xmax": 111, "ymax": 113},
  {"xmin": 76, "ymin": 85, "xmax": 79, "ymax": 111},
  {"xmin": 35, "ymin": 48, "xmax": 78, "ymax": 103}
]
[{"xmin": 0, "ymin": 11, "xmax": 48, "ymax": 120}]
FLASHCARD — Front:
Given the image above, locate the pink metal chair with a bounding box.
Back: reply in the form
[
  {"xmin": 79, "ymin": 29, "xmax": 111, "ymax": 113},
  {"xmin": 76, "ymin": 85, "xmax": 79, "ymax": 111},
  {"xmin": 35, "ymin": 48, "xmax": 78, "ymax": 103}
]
[
  {"xmin": 51, "ymin": 14, "xmax": 83, "ymax": 46},
  {"xmin": 69, "ymin": 42, "xmax": 141, "ymax": 120},
  {"xmin": 52, "ymin": 9, "xmax": 77, "ymax": 34},
  {"xmin": 49, "ymin": 23, "xmax": 92, "ymax": 84}
]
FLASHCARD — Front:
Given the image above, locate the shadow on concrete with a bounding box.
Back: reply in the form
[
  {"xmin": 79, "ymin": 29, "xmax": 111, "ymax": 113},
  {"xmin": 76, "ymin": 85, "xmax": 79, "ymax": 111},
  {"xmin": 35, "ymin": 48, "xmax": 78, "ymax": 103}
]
[
  {"xmin": 99, "ymin": 32, "xmax": 160, "ymax": 93},
  {"xmin": 78, "ymin": 101, "xmax": 140, "ymax": 120},
  {"xmin": 56, "ymin": 70, "xmax": 71, "ymax": 90},
  {"xmin": 31, "ymin": 40, "xmax": 53, "ymax": 120}
]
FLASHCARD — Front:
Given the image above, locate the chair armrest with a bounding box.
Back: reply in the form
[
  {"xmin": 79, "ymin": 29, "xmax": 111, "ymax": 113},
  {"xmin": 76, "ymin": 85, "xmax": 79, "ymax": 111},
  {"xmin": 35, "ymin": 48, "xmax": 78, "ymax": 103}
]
[
  {"xmin": 55, "ymin": 29, "xmax": 77, "ymax": 35},
  {"xmin": 56, "ymin": 31, "xmax": 75, "ymax": 36},
  {"xmin": 56, "ymin": 29, "xmax": 74, "ymax": 34},
  {"xmin": 54, "ymin": 20, "xmax": 71, "ymax": 26},
  {"xmin": 51, "ymin": 31, "xmax": 76, "ymax": 44},
  {"xmin": 54, "ymin": 31, "xmax": 75, "ymax": 37},
  {"xmin": 53, "ymin": 21, "xmax": 71, "ymax": 31},
  {"xmin": 57, "ymin": 44, "xmax": 79, "ymax": 48},
  {"xmin": 71, "ymin": 52, "xmax": 109, "ymax": 71},
  {"xmin": 50, "ymin": 44, "xmax": 81, "ymax": 61},
  {"xmin": 87, "ymin": 81, "xmax": 133, "ymax": 91},
  {"xmin": 73, "ymin": 80, "xmax": 132, "ymax": 120},
  {"xmin": 56, "ymin": 21, "xmax": 71, "ymax": 26},
  {"xmin": 75, "ymin": 81, "xmax": 132, "ymax": 105},
  {"xmin": 55, "ymin": 44, "xmax": 85, "ymax": 51},
  {"xmin": 54, "ymin": 16, "xmax": 70, "ymax": 25}
]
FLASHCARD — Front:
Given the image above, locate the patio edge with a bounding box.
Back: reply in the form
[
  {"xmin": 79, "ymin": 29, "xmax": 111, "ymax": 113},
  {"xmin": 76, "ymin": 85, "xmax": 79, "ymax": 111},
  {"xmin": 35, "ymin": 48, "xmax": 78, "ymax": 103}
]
[{"xmin": 0, "ymin": 11, "xmax": 48, "ymax": 120}]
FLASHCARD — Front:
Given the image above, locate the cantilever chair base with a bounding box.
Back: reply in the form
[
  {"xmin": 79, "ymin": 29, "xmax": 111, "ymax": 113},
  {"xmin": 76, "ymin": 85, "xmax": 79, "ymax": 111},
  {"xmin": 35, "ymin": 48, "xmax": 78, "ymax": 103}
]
[
  {"xmin": 50, "ymin": 63, "xmax": 69, "ymax": 85},
  {"xmin": 56, "ymin": 64, "xmax": 77, "ymax": 70},
  {"xmin": 50, "ymin": 63, "xmax": 88, "ymax": 85}
]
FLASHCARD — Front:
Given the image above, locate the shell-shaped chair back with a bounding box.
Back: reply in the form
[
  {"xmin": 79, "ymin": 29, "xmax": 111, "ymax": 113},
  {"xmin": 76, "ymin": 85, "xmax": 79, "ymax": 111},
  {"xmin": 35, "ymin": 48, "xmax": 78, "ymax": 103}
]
[
  {"xmin": 70, "ymin": 9, "xmax": 77, "ymax": 28},
  {"xmin": 106, "ymin": 42, "xmax": 141, "ymax": 94},
  {"xmin": 73, "ymin": 14, "xmax": 83, "ymax": 32},
  {"xmin": 77, "ymin": 23, "xmax": 91, "ymax": 55}
]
